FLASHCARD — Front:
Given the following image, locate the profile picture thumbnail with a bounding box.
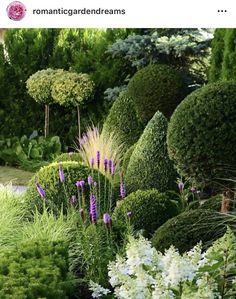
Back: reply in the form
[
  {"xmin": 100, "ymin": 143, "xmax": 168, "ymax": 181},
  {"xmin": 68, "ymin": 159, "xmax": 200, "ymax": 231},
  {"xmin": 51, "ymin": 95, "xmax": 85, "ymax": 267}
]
[{"xmin": 7, "ymin": 1, "xmax": 26, "ymax": 21}]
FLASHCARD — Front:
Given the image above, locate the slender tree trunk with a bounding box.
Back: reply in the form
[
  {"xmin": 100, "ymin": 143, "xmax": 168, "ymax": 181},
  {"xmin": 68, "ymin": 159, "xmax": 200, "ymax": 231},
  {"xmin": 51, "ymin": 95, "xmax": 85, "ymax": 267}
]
[
  {"xmin": 44, "ymin": 104, "xmax": 50, "ymax": 138},
  {"xmin": 77, "ymin": 106, "xmax": 81, "ymax": 139},
  {"xmin": 221, "ymin": 190, "xmax": 234, "ymax": 213}
]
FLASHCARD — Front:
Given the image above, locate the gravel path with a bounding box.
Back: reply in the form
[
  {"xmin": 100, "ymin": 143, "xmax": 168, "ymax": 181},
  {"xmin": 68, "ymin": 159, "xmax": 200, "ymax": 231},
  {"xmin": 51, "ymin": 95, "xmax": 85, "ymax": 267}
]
[{"xmin": 7, "ymin": 185, "xmax": 27, "ymax": 194}]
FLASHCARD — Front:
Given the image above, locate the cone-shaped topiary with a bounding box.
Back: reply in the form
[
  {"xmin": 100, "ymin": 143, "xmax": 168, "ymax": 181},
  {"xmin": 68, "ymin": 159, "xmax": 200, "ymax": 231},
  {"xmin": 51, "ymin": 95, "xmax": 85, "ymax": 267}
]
[
  {"xmin": 25, "ymin": 161, "xmax": 114, "ymax": 215},
  {"xmin": 121, "ymin": 143, "xmax": 136, "ymax": 175},
  {"xmin": 125, "ymin": 111, "xmax": 177, "ymax": 194},
  {"xmin": 113, "ymin": 189, "xmax": 179, "ymax": 237},
  {"xmin": 208, "ymin": 29, "xmax": 226, "ymax": 82},
  {"xmin": 127, "ymin": 64, "xmax": 187, "ymax": 123},
  {"xmin": 167, "ymin": 81, "xmax": 236, "ymax": 190},
  {"xmin": 102, "ymin": 92, "xmax": 144, "ymax": 152},
  {"xmin": 151, "ymin": 209, "xmax": 235, "ymax": 253}
]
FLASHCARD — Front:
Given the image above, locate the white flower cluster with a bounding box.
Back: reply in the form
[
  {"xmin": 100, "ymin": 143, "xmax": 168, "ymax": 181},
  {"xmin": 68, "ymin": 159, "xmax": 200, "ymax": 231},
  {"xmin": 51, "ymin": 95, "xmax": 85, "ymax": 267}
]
[{"xmin": 90, "ymin": 229, "xmax": 236, "ymax": 299}]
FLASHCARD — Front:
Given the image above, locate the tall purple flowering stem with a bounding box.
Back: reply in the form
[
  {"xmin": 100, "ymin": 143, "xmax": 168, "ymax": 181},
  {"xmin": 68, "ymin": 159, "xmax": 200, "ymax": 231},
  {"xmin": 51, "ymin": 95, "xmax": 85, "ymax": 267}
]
[
  {"xmin": 103, "ymin": 213, "xmax": 112, "ymax": 228},
  {"xmin": 36, "ymin": 183, "xmax": 46, "ymax": 198},
  {"xmin": 59, "ymin": 164, "xmax": 65, "ymax": 183},
  {"xmin": 120, "ymin": 173, "xmax": 126, "ymax": 199},
  {"xmin": 104, "ymin": 159, "xmax": 108, "ymax": 172},
  {"xmin": 96, "ymin": 150, "xmax": 100, "ymax": 169},
  {"xmin": 90, "ymin": 194, "xmax": 97, "ymax": 224},
  {"xmin": 108, "ymin": 160, "xmax": 113, "ymax": 174}
]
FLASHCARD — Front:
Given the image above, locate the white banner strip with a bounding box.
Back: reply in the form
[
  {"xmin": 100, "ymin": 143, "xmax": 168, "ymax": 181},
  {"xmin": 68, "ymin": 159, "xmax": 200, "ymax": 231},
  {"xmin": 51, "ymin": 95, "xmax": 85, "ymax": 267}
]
[{"xmin": 0, "ymin": 0, "xmax": 235, "ymax": 28}]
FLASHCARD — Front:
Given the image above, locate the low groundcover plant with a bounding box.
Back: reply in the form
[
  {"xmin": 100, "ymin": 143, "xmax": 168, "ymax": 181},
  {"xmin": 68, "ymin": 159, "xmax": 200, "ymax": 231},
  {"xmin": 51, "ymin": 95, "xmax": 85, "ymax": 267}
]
[{"xmin": 90, "ymin": 228, "xmax": 236, "ymax": 299}]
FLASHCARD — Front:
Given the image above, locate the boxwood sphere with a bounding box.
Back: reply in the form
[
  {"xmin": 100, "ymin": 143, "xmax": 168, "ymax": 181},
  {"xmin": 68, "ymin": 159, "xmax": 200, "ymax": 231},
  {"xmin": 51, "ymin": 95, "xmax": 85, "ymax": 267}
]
[
  {"xmin": 167, "ymin": 81, "xmax": 236, "ymax": 189},
  {"xmin": 102, "ymin": 92, "xmax": 144, "ymax": 152},
  {"xmin": 25, "ymin": 161, "xmax": 113, "ymax": 215},
  {"xmin": 53, "ymin": 152, "xmax": 82, "ymax": 163},
  {"xmin": 113, "ymin": 189, "xmax": 179, "ymax": 237},
  {"xmin": 151, "ymin": 209, "xmax": 234, "ymax": 253},
  {"xmin": 125, "ymin": 111, "xmax": 177, "ymax": 193},
  {"xmin": 127, "ymin": 64, "xmax": 187, "ymax": 123}
]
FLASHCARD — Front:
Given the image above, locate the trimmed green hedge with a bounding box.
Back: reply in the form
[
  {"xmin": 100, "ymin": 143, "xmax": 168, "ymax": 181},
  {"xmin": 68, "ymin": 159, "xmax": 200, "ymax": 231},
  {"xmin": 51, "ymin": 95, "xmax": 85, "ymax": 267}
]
[
  {"xmin": 167, "ymin": 81, "xmax": 236, "ymax": 190},
  {"xmin": 0, "ymin": 240, "xmax": 75, "ymax": 298},
  {"xmin": 151, "ymin": 209, "xmax": 233, "ymax": 253},
  {"xmin": 25, "ymin": 161, "xmax": 113, "ymax": 215},
  {"xmin": 127, "ymin": 64, "xmax": 186, "ymax": 123},
  {"xmin": 53, "ymin": 152, "xmax": 82, "ymax": 163},
  {"xmin": 113, "ymin": 189, "xmax": 179, "ymax": 237},
  {"xmin": 126, "ymin": 111, "xmax": 177, "ymax": 193},
  {"xmin": 102, "ymin": 92, "xmax": 144, "ymax": 152}
]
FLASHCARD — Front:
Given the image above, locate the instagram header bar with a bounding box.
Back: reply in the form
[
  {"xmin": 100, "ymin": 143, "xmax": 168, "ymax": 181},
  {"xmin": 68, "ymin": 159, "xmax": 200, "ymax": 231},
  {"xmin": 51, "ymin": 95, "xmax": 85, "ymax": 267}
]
[{"xmin": 0, "ymin": 0, "xmax": 235, "ymax": 27}]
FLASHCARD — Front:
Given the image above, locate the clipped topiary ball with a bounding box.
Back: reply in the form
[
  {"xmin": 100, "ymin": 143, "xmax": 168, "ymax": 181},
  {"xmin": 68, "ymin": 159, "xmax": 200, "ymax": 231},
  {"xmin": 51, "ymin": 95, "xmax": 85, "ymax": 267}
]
[
  {"xmin": 122, "ymin": 143, "xmax": 136, "ymax": 175},
  {"xmin": 102, "ymin": 92, "xmax": 144, "ymax": 152},
  {"xmin": 151, "ymin": 209, "xmax": 234, "ymax": 253},
  {"xmin": 25, "ymin": 161, "xmax": 113, "ymax": 215},
  {"xmin": 127, "ymin": 64, "xmax": 187, "ymax": 123},
  {"xmin": 125, "ymin": 111, "xmax": 177, "ymax": 193},
  {"xmin": 167, "ymin": 81, "xmax": 236, "ymax": 190},
  {"xmin": 53, "ymin": 152, "xmax": 82, "ymax": 163},
  {"xmin": 113, "ymin": 189, "xmax": 179, "ymax": 237}
]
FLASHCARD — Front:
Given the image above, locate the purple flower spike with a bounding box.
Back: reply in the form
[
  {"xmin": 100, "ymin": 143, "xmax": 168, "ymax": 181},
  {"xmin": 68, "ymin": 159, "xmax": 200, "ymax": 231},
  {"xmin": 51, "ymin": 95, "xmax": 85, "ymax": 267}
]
[
  {"xmin": 91, "ymin": 158, "xmax": 95, "ymax": 168},
  {"xmin": 178, "ymin": 181, "xmax": 184, "ymax": 193},
  {"xmin": 190, "ymin": 187, "xmax": 197, "ymax": 193},
  {"xmin": 111, "ymin": 165, "xmax": 116, "ymax": 178},
  {"xmin": 127, "ymin": 211, "xmax": 132, "ymax": 218},
  {"xmin": 80, "ymin": 180, "xmax": 85, "ymax": 189},
  {"xmin": 36, "ymin": 183, "xmax": 46, "ymax": 198},
  {"xmin": 59, "ymin": 164, "xmax": 65, "ymax": 183},
  {"xmin": 90, "ymin": 194, "xmax": 97, "ymax": 224},
  {"xmin": 75, "ymin": 181, "xmax": 81, "ymax": 188},
  {"xmin": 88, "ymin": 176, "xmax": 93, "ymax": 186},
  {"xmin": 108, "ymin": 160, "xmax": 113, "ymax": 174},
  {"xmin": 103, "ymin": 213, "xmax": 112, "ymax": 227},
  {"xmin": 120, "ymin": 173, "xmax": 126, "ymax": 199},
  {"xmin": 79, "ymin": 208, "xmax": 85, "ymax": 221},
  {"xmin": 96, "ymin": 151, "xmax": 100, "ymax": 169},
  {"xmin": 104, "ymin": 159, "xmax": 108, "ymax": 172},
  {"xmin": 70, "ymin": 195, "xmax": 77, "ymax": 207},
  {"xmin": 93, "ymin": 181, "xmax": 97, "ymax": 188}
]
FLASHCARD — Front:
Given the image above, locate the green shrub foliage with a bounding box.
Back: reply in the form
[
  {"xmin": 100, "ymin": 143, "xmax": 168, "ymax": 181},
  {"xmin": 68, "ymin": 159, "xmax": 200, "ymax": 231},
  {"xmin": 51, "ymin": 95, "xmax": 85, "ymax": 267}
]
[
  {"xmin": 53, "ymin": 152, "xmax": 82, "ymax": 163},
  {"xmin": 209, "ymin": 29, "xmax": 236, "ymax": 82},
  {"xmin": 127, "ymin": 64, "xmax": 187, "ymax": 122},
  {"xmin": 113, "ymin": 189, "xmax": 179, "ymax": 237},
  {"xmin": 122, "ymin": 144, "xmax": 136, "ymax": 175},
  {"xmin": 208, "ymin": 29, "xmax": 226, "ymax": 82},
  {"xmin": 126, "ymin": 111, "xmax": 177, "ymax": 193},
  {"xmin": 102, "ymin": 93, "xmax": 144, "ymax": 151},
  {"xmin": 151, "ymin": 209, "xmax": 232, "ymax": 253},
  {"xmin": 200, "ymin": 195, "xmax": 223, "ymax": 212},
  {"xmin": 167, "ymin": 81, "xmax": 236, "ymax": 190},
  {"xmin": 25, "ymin": 161, "xmax": 112, "ymax": 214},
  {"xmin": 0, "ymin": 240, "xmax": 75, "ymax": 298}
]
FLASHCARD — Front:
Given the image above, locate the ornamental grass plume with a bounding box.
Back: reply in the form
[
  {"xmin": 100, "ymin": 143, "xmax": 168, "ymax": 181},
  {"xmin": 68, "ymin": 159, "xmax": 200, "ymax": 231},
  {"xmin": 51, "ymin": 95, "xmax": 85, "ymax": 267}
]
[{"xmin": 76, "ymin": 125, "xmax": 124, "ymax": 176}]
